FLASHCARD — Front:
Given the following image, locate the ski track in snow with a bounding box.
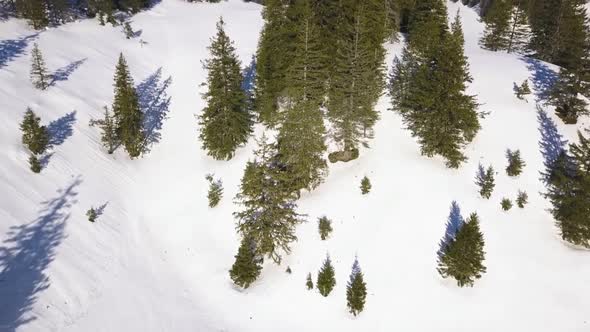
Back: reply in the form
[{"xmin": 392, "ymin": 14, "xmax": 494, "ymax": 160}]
[{"xmin": 1, "ymin": 1, "xmax": 589, "ymax": 331}]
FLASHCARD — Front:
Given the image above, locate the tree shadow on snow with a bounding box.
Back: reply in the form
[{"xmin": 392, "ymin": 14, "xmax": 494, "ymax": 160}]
[
  {"xmin": 136, "ymin": 67, "xmax": 172, "ymax": 154},
  {"xmin": 47, "ymin": 111, "xmax": 76, "ymax": 148},
  {"xmin": 95, "ymin": 202, "xmax": 108, "ymax": 218},
  {"xmin": 50, "ymin": 58, "xmax": 87, "ymax": 86},
  {"xmin": 537, "ymin": 106, "xmax": 568, "ymax": 184},
  {"xmin": 0, "ymin": 177, "xmax": 82, "ymax": 332},
  {"xmin": 0, "ymin": 33, "xmax": 38, "ymax": 69},
  {"xmin": 523, "ymin": 57, "xmax": 558, "ymax": 104}
]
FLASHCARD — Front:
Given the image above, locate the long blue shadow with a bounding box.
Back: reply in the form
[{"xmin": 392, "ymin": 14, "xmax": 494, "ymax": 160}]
[
  {"xmin": 0, "ymin": 177, "xmax": 82, "ymax": 331},
  {"xmin": 524, "ymin": 57, "xmax": 558, "ymax": 104},
  {"xmin": 51, "ymin": 58, "xmax": 87, "ymax": 85},
  {"xmin": 537, "ymin": 106, "xmax": 568, "ymax": 184},
  {"xmin": 0, "ymin": 34, "xmax": 38, "ymax": 69},
  {"xmin": 136, "ymin": 67, "xmax": 172, "ymax": 154}
]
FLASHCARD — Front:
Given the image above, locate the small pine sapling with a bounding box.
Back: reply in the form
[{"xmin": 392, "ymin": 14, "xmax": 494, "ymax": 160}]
[
  {"xmin": 229, "ymin": 237, "xmax": 262, "ymax": 289},
  {"xmin": 475, "ymin": 163, "xmax": 495, "ymax": 199},
  {"xmin": 87, "ymin": 207, "xmax": 98, "ymax": 222},
  {"xmin": 516, "ymin": 190, "xmax": 528, "ymax": 208},
  {"xmin": 317, "ymin": 254, "xmax": 336, "ymax": 297},
  {"xmin": 514, "ymin": 80, "xmax": 531, "ymax": 100},
  {"xmin": 205, "ymin": 174, "xmax": 223, "ymax": 208},
  {"xmin": 29, "ymin": 155, "xmax": 41, "ymax": 173},
  {"xmin": 346, "ymin": 258, "xmax": 367, "ymax": 316},
  {"xmin": 437, "ymin": 213, "xmax": 486, "ymax": 287},
  {"xmin": 89, "ymin": 106, "xmax": 118, "ymax": 154},
  {"xmin": 30, "ymin": 43, "xmax": 49, "ymax": 90},
  {"xmin": 318, "ymin": 216, "xmax": 333, "ymax": 240},
  {"xmin": 286, "ymin": 266, "xmax": 292, "ymax": 274},
  {"xmin": 20, "ymin": 108, "xmax": 49, "ymax": 155},
  {"xmin": 501, "ymin": 198, "xmax": 513, "ymax": 211},
  {"xmin": 123, "ymin": 22, "xmax": 134, "ymax": 39},
  {"xmin": 506, "ymin": 149, "xmax": 525, "ymax": 176},
  {"xmin": 306, "ymin": 273, "xmax": 313, "ymax": 290},
  {"xmin": 360, "ymin": 176, "xmax": 371, "ymax": 195}
]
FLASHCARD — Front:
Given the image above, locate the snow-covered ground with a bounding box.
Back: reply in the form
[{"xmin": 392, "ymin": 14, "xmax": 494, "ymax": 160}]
[{"xmin": 0, "ymin": 1, "xmax": 589, "ymax": 331}]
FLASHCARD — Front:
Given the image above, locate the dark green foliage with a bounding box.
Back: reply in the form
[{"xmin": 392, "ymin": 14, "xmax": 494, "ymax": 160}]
[
  {"xmin": 229, "ymin": 236, "xmax": 262, "ymax": 288},
  {"xmin": 360, "ymin": 176, "xmax": 371, "ymax": 195},
  {"xmin": 87, "ymin": 208, "xmax": 97, "ymax": 222},
  {"xmin": 505, "ymin": 1, "xmax": 531, "ymax": 53},
  {"xmin": 205, "ymin": 174, "xmax": 223, "ymax": 208},
  {"xmin": 30, "ymin": 43, "xmax": 49, "ymax": 90},
  {"xmin": 516, "ymin": 190, "xmax": 528, "ymax": 208},
  {"xmin": 234, "ymin": 134, "xmax": 303, "ymax": 264},
  {"xmin": 506, "ymin": 149, "xmax": 525, "ymax": 176},
  {"xmin": 29, "ymin": 154, "xmax": 42, "ymax": 173},
  {"xmin": 475, "ymin": 163, "xmax": 495, "ymax": 199},
  {"xmin": 501, "ymin": 197, "xmax": 513, "ymax": 210},
  {"xmin": 89, "ymin": 0, "xmax": 115, "ymax": 25},
  {"xmin": 391, "ymin": 10, "xmax": 480, "ymax": 168},
  {"xmin": 112, "ymin": 53, "xmax": 143, "ymax": 158},
  {"xmin": 123, "ymin": 22, "xmax": 134, "ymax": 39},
  {"xmin": 317, "ymin": 254, "xmax": 336, "ymax": 297},
  {"xmin": 285, "ymin": 266, "xmax": 292, "ymax": 274},
  {"xmin": 199, "ymin": 18, "xmax": 252, "ymax": 160},
  {"xmin": 346, "ymin": 259, "xmax": 367, "ymax": 316},
  {"xmin": 549, "ymin": 68, "xmax": 589, "ymax": 124},
  {"xmin": 20, "ymin": 107, "xmax": 49, "ymax": 155},
  {"xmin": 545, "ymin": 133, "xmax": 590, "ymax": 248},
  {"xmin": 90, "ymin": 106, "xmax": 118, "ymax": 154},
  {"xmin": 15, "ymin": 0, "xmax": 49, "ymax": 29},
  {"xmin": 318, "ymin": 216, "xmax": 333, "ymax": 240},
  {"xmin": 437, "ymin": 213, "xmax": 486, "ymax": 287},
  {"xmin": 480, "ymin": 0, "xmax": 511, "ymax": 51},
  {"xmin": 514, "ymin": 80, "xmax": 531, "ymax": 100},
  {"xmin": 306, "ymin": 272, "xmax": 313, "ymax": 290}
]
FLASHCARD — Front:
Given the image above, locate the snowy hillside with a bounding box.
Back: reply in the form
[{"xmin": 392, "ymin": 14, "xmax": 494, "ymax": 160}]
[{"xmin": 1, "ymin": 1, "xmax": 589, "ymax": 331}]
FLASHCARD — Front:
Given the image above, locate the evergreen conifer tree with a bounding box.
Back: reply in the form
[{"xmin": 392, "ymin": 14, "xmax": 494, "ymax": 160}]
[
  {"xmin": 360, "ymin": 176, "xmax": 372, "ymax": 195},
  {"xmin": 234, "ymin": 134, "xmax": 303, "ymax": 264},
  {"xmin": 475, "ymin": 163, "xmax": 495, "ymax": 199},
  {"xmin": 111, "ymin": 53, "xmax": 143, "ymax": 158},
  {"xmin": 16, "ymin": 0, "xmax": 49, "ymax": 29},
  {"xmin": 87, "ymin": 207, "xmax": 98, "ymax": 222},
  {"xmin": 317, "ymin": 254, "xmax": 336, "ymax": 297},
  {"xmin": 437, "ymin": 213, "xmax": 486, "ymax": 287},
  {"xmin": 306, "ymin": 272, "xmax": 314, "ymax": 290},
  {"xmin": 505, "ymin": 1, "xmax": 531, "ymax": 53},
  {"xmin": 516, "ymin": 190, "xmax": 528, "ymax": 208},
  {"xmin": 123, "ymin": 22, "xmax": 134, "ymax": 39},
  {"xmin": 90, "ymin": 106, "xmax": 118, "ymax": 154},
  {"xmin": 206, "ymin": 174, "xmax": 223, "ymax": 208},
  {"xmin": 29, "ymin": 154, "xmax": 42, "ymax": 173},
  {"xmin": 438, "ymin": 201, "xmax": 465, "ymax": 258},
  {"xmin": 514, "ymin": 80, "xmax": 531, "ymax": 100},
  {"xmin": 199, "ymin": 18, "xmax": 252, "ymax": 160},
  {"xmin": 506, "ymin": 149, "xmax": 525, "ymax": 176},
  {"xmin": 346, "ymin": 258, "xmax": 367, "ymax": 316},
  {"xmin": 549, "ymin": 67, "xmax": 589, "ymax": 124},
  {"xmin": 318, "ymin": 216, "xmax": 333, "ymax": 240},
  {"xmin": 480, "ymin": 0, "xmax": 511, "ymax": 51},
  {"xmin": 20, "ymin": 107, "xmax": 49, "ymax": 155},
  {"xmin": 229, "ymin": 236, "xmax": 262, "ymax": 288},
  {"xmin": 30, "ymin": 43, "xmax": 49, "ymax": 90},
  {"xmin": 501, "ymin": 197, "xmax": 513, "ymax": 210}
]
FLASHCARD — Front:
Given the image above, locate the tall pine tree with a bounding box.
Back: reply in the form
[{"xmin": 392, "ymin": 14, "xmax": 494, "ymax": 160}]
[
  {"xmin": 199, "ymin": 17, "xmax": 252, "ymax": 161},
  {"xmin": 111, "ymin": 53, "xmax": 143, "ymax": 158},
  {"xmin": 346, "ymin": 258, "xmax": 367, "ymax": 316}
]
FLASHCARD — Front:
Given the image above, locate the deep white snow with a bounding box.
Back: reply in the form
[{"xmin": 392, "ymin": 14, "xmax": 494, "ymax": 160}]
[{"xmin": 0, "ymin": 1, "xmax": 589, "ymax": 331}]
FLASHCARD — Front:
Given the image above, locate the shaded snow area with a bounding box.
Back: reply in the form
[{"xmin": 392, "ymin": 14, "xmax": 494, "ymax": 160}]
[{"xmin": 1, "ymin": 1, "xmax": 589, "ymax": 331}]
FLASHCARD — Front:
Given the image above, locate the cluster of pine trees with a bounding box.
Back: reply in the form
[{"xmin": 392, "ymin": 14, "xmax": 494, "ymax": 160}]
[
  {"xmin": 481, "ymin": 0, "xmax": 590, "ymax": 124},
  {"xmin": 390, "ymin": 2, "xmax": 481, "ymax": 168}
]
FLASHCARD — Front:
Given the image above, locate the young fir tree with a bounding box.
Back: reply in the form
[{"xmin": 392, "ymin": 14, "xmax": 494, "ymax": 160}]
[
  {"xmin": 327, "ymin": 0, "xmax": 387, "ymax": 162},
  {"xmin": 90, "ymin": 106, "xmax": 118, "ymax": 154},
  {"xmin": 317, "ymin": 254, "xmax": 336, "ymax": 297},
  {"xmin": 20, "ymin": 107, "xmax": 49, "ymax": 155},
  {"xmin": 506, "ymin": 149, "xmax": 525, "ymax": 176},
  {"xmin": 29, "ymin": 154, "xmax": 42, "ymax": 173},
  {"xmin": 205, "ymin": 174, "xmax": 223, "ymax": 208},
  {"xmin": 437, "ymin": 213, "xmax": 486, "ymax": 287},
  {"xmin": 501, "ymin": 197, "xmax": 513, "ymax": 210},
  {"xmin": 516, "ymin": 190, "xmax": 528, "ymax": 208},
  {"xmin": 199, "ymin": 18, "xmax": 252, "ymax": 161},
  {"xmin": 306, "ymin": 272, "xmax": 314, "ymax": 290},
  {"xmin": 318, "ymin": 216, "xmax": 333, "ymax": 240},
  {"xmin": 514, "ymin": 80, "xmax": 531, "ymax": 100},
  {"xmin": 234, "ymin": 134, "xmax": 303, "ymax": 264},
  {"xmin": 229, "ymin": 236, "xmax": 262, "ymax": 288},
  {"xmin": 549, "ymin": 67, "xmax": 589, "ymax": 124},
  {"xmin": 30, "ymin": 43, "xmax": 49, "ymax": 90},
  {"xmin": 480, "ymin": 0, "xmax": 511, "ymax": 51},
  {"xmin": 123, "ymin": 21, "xmax": 134, "ymax": 39},
  {"xmin": 475, "ymin": 163, "xmax": 495, "ymax": 199},
  {"xmin": 111, "ymin": 53, "xmax": 143, "ymax": 158},
  {"xmin": 545, "ymin": 133, "xmax": 590, "ymax": 248},
  {"xmin": 346, "ymin": 258, "xmax": 367, "ymax": 316},
  {"xmin": 87, "ymin": 207, "xmax": 98, "ymax": 222},
  {"xmin": 360, "ymin": 176, "xmax": 372, "ymax": 195}
]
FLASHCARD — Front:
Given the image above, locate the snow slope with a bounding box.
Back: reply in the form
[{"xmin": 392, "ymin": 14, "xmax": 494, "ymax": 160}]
[{"xmin": 0, "ymin": 1, "xmax": 589, "ymax": 331}]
